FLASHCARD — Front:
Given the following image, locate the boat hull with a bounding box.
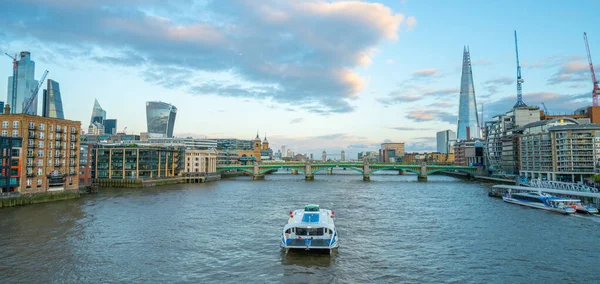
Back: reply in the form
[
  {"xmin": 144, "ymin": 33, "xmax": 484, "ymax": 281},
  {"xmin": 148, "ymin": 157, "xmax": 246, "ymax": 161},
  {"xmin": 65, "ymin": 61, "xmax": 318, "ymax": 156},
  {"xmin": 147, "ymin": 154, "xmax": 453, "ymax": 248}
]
[{"xmin": 502, "ymin": 196, "xmax": 575, "ymax": 214}]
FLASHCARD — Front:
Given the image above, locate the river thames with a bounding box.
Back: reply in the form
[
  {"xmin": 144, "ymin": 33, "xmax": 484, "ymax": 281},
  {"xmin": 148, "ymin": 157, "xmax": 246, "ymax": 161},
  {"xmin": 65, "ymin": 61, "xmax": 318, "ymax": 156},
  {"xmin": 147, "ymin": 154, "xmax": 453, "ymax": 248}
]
[{"xmin": 1, "ymin": 172, "xmax": 599, "ymax": 283}]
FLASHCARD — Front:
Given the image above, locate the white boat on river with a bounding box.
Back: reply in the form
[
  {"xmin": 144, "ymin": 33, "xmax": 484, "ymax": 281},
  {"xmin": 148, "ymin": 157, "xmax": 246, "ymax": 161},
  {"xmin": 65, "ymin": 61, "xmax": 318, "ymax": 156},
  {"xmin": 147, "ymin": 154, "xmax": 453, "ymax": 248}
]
[{"xmin": 281, "ymin": 204, "xmax": 338, "ymax": 254}]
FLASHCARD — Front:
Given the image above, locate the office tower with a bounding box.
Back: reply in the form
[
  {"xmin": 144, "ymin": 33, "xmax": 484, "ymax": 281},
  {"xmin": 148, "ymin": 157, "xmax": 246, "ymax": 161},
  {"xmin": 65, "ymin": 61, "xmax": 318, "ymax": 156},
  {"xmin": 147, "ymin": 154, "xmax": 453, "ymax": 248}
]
[
  {"xmin": 90, "ymin": 99, "xmax": 106, "ymax": 124},
  {"xmin": 0, "ymin": 101, "xmax": 4, "ymax": 113},
  {"xmin": 7, "ymin": 51, "xmax": 38, "ymax": 114},
  {"xmin": 42, "ymin": 79, "xmax": 64, "ymax": 119},
  {"xmin": 281, "ymin": 146, "xmax": 287, "ymax": 158},
  {"xmin": 103, "ymin": 119, "xmax": 117, "ymax": 135},
  {"xmin": 437, "ymin": 129, "xmax": 457, "ymax": 153},
  {"xmin": 457, "ymin": 46, "xmax": 480, "ymax": 140},
  {"xmin": 146, "ymin": 101, "xmax": 177, "ymax": 138}
]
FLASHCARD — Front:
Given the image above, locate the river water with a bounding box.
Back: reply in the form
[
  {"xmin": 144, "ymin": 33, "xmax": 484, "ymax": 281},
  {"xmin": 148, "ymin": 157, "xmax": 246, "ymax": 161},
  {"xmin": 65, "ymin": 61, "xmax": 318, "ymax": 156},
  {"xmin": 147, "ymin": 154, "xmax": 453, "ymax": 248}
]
[{"xmin": 1, "ymin": 172, "xmax": 599, "ymax": 283}]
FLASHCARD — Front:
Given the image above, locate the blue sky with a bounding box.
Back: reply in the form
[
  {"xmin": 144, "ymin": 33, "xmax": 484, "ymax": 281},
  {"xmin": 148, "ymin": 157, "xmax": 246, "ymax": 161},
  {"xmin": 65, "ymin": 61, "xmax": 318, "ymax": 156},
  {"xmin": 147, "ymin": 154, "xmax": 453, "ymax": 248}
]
[{"xmin": 0, "ymin": 0, "xmax": 598, "ymax": 158}]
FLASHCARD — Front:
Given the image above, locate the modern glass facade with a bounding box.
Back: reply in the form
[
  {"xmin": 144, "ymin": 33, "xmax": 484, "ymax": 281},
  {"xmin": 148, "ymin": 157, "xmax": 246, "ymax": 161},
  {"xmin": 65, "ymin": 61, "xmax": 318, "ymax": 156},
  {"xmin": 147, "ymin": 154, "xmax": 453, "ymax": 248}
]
[
  {"xmin": 90, "ymin": 99, "xmax": 106, "ymax": 124},
  {"xmin": 103, "ymin": 119, "xmax": 117, "ymax": 135},
  {"xmin": 92, "ymin": 146, "xmax": 183, "ymax": 179},
  {"xmin": 0, "ymin": 137, "xmax": 22, "ymax": 192},
  {"xmin": 7, "ymin": 51, "xmax": 38, "ymax": 114},
  {"xmin": 42, "ymin": 79, "xmax": 64, "ymax": 119},
  {"xmin": 457, "ymin": 47, "xmax": 480, "ymax": 140},
  {"xmin": 436, "ymin": 129, "xmax": 457, "ymax": 153},
  {"xmin": 146, "ymin": 101, "xmax": 177, "ymax": 138}
]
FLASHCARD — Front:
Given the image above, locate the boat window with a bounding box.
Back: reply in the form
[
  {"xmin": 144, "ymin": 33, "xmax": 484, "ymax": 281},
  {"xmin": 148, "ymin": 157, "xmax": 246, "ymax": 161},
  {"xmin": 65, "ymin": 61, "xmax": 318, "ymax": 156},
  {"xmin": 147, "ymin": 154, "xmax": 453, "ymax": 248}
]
[
  {"xmin": 296, "ymin": 228, "xmax": 307, "ymax": 236},
  {"xmin": 295, "ymin": 228, "xmax": 324, "ymax": 236},
  {"xmin": 292, "ymin": 228, "xmax": 295, "ymax": 233},
  {"xmin": 285, "ymin": 229, "xmax": 290, "ymax": 234}
]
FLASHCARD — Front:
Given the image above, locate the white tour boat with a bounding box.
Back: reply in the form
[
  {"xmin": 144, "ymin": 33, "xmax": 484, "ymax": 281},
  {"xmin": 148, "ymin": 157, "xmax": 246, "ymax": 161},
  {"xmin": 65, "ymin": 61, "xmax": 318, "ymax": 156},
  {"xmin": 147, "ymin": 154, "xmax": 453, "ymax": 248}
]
[
  {"xmin": 502, "ymin": 190, "xmax": 577, "ymax": 214},
  {"xmin": 281, "ymin": 204, "xmax": 338, "ymax": 254}
]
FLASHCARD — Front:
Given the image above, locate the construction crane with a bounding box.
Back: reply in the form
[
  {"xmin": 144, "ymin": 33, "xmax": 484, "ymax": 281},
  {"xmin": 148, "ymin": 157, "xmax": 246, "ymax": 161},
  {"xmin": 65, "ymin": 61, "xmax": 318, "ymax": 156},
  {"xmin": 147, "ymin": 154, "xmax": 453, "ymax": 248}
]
[
  {"xmin": 4, "ymin": 53, "xmax": 19, "ymax": 113},
  {"xmin": 122, "ymin": 127, "xmax": 127, "ymax": 134},
  {"xmin": 513, "ymin": 31, "xmax": 527, "ymax": 109},
  {"xmin": 22, "ymin": 70, "xmax": 48, "ymax": 115},
  {"xmin": 541, "ymin": 102, "xmax": 549, "ymax": 114},
  {"xmin": 584, "ymin": 32, "xmax": 600, "ymax": 107}
]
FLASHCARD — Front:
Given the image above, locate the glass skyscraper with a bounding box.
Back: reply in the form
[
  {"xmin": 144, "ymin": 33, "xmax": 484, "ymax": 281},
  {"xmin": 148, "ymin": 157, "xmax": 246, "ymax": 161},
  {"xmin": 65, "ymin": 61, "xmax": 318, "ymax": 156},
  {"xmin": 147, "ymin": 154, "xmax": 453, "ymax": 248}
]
[
  {"xmin": 457, "ymin": 46, "xmax": 480, "ymax": 140},
  {"xmin": 6, "ymin": 51, "xmax": 38, "ymax": 114},
  {"xmin": 42, "ymin": 79, "xmax": 64, "ymax": 119},
  {"xmin": 90, "ymin": 99, "xmax": 106, "ymax": 124},
  {"xmin": 103, "ymin": 119, "xmax": 117, "ymax": 135},
  {"xmin": 146, "ymin": 101, "xmax": 177, "ymax": 138}
]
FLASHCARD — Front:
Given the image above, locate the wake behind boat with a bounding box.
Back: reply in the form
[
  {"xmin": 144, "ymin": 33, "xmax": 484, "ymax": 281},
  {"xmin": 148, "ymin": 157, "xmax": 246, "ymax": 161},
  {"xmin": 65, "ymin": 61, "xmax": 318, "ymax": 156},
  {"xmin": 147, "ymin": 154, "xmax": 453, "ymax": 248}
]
[
  {"xmin": 502, "ymin": 190, "xmax": 577, "ymax": 214},
  {"xmin": 281, "ymin": 204, "xmax": 338, "ymax": 254}
]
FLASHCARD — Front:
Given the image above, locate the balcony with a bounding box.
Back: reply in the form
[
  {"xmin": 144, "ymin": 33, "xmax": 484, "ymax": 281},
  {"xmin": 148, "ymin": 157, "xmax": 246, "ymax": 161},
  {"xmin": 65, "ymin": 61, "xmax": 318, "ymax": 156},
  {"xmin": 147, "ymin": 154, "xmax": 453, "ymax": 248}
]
[
  {"xmin": 54, "ymin": 163, "xmax": 64, "ymax": 167},
  {"xmin": 55, "ymin": 145, "xmax": 63, "ymax": 150},
  {"xmin": 27, "ymin": 153, "xmax": 34, "ymax": 158},
  {"xmin": 27, "ymin": 144, "xmax": 36, "ymax": 148},
  {"xmin": 55, "ymin": 137, "xmax": 63, "ymax": 141},
  {"xmin": 55, "ymin": 129, "xmax": 64, "ymax": 133},
  {"xmin": 26, "ymin": 173, "xmax": 35, "ymax": 177}
]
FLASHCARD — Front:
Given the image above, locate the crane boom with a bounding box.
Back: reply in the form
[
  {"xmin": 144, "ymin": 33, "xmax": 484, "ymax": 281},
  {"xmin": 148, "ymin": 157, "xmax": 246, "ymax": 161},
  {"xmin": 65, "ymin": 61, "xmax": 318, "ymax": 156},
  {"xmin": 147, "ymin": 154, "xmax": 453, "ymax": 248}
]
[
  {"xmin": 584, "ymin": 32, "xmax": 599, "ymax": 107},
  {"xmin": 22, "ymin": 70, "xmax": 48, "ymax": 115},
  {"xmin": 513, "ymin": 30, "xmax": 527, "ymax": 108}
]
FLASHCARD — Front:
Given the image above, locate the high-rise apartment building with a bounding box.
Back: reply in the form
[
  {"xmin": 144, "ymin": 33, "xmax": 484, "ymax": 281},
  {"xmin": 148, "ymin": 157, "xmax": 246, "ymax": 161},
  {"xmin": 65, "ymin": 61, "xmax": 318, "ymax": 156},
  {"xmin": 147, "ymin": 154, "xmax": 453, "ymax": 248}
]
[
  {"xmin": 42, "ymin": 79, "xmax": 64, "ymax": 119},
  {"xmin": 436, "ymin": 129, "xmax": 457, "ymax": 154},
  {"xmin": 457, "ymin": 47, "xmax": 480, "ymax": 140},
  {"xmin": 146, "ymin": 101, "xmax": 177, "ymax": 138},
  {"xmin": 7, "ymin": 51, "xmax": 38, "ymax": 115}
]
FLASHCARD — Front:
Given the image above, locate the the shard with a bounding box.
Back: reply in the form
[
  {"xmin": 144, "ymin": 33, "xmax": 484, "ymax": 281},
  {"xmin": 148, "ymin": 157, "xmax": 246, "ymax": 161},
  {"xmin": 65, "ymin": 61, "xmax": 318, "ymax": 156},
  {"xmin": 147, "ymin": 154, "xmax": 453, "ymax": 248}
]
[{"xmin": 457, "ymin": 46, "xmax": 480, "ymax": 140}]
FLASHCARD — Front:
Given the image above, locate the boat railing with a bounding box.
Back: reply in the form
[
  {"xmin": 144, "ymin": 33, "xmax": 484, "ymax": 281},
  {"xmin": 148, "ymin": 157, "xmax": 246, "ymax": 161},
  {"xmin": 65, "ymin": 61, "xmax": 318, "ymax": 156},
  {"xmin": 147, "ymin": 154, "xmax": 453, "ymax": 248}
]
[{"xmin": 526, "ymin": 180, "xmax": 599, "ymax": 193}]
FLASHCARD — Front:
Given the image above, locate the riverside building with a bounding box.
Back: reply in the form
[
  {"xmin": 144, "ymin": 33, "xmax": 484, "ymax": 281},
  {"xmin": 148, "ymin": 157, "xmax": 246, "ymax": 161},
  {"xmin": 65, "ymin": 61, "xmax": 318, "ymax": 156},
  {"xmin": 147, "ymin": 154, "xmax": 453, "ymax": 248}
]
[
  {"xmin": 1, "ymin": 104, "xmax": 81, "ymax": 194},
  {"xmin": 520, "ymin": 120, "xmax": 600, "ymax": 183}
]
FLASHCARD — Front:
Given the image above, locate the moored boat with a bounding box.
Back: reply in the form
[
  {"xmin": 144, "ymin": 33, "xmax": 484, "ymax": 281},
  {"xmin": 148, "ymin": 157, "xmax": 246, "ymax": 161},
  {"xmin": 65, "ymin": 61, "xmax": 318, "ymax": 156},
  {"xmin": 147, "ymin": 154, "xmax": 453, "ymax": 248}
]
[
  {"xmin": 281, "ymin": 204, "xmax": 338, "ymax": 254},
  {"xmin": 574, "ymin": 200, "xmax": 599, "ymax": 214},
  {"xmin": 502, "ymin": 190, "xmax": 577, "ymax": 214}
]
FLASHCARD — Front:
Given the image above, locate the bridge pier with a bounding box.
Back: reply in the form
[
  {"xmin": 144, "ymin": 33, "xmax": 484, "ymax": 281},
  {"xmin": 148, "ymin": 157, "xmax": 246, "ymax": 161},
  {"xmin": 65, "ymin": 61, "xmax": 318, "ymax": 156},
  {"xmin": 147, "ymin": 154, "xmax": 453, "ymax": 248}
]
[
  {"xmin": 363, "ymin": 162, "xmax": 370, "ymax": 181},
  {"xmin": 398, "ymin": 169, "xmax": 405, "ymax": 175},
  {"xmin": 291, "ymin": 169, "xmax": 298, "ymax": 175},
  {"xmin": 253, "ymin": 163, "xmax": 264, "ymax": 180},
  {"xmin": 327, "ymin": 168, "xmax": 333, "ymax": 175},
  {"xmin": 305, "ymin": 163, "xmax": 314, "ymax": 181},
  {"xmin": 418, "ymin": 163, "xmax": 427, "ymax": 182}
]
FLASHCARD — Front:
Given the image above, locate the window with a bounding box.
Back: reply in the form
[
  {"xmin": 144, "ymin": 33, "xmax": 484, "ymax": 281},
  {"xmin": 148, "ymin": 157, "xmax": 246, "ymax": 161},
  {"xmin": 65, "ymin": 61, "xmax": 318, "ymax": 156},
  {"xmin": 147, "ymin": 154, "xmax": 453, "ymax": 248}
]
[
  {"xmin": 49, "ymin": 124, "xmax": 54, "ymax": 131},
  {"xmin": 28, "ymin": 122, "xmax": 34, "ymax": 128},
  {"xmin": 38, "ymin": 141, "xmax": 44, "ymax": 148},
  {"xmin": 39, "ymin": 132, "xmax": 44, "ymax": 139},
  {"xmin": 37, "ymin": 179, "xmax": 42, "ymax": 185},
  {"xmin": 37, "ymin": 168, "xmax": 42, "ymax": 176},
  {"xmin": 1, "ymin": 130, "xmax": 7, "ymax": 137},
  {"xmin": 49, "ymin": 142, "xmax": 53, "ymax": 149},
  {"xmin": 48, "ymin": 159, "xmax": 52, "ymax": 166},
  {"xmin": 12, "ymin": 121, "xmax": 19, "ymax": 128},
  {"xmin": 2, "ymin": 121, "xmax": 8, "ymax": 128},
  {"xmin": 12, "ymin": 130, "xmax": 18, "ymax": 137},
  {"xmin": 26, "ymin": 179, "xmax": 31, "ymax": 187},
  {"xmin": 49, "ymin": 133, "xmax": 53, "ymax": 139},
  {"xmin": 37, "ymin": 160, "xmax": 43, "ymax": 166},
  {"xmin": 39, "ymin": 123, "xmax": 45, "ymax": 130},
  {"xmin": 37, "ymin": 150, "xmax": 44, "ymax": 157}
]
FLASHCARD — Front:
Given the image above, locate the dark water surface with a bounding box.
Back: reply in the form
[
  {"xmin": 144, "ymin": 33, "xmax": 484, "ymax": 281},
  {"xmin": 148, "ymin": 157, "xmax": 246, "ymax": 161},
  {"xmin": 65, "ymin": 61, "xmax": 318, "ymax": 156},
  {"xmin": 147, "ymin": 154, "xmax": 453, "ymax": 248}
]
[{"xmin": 1, "ymin": 172, "xmax": 599, "ymax": 283}]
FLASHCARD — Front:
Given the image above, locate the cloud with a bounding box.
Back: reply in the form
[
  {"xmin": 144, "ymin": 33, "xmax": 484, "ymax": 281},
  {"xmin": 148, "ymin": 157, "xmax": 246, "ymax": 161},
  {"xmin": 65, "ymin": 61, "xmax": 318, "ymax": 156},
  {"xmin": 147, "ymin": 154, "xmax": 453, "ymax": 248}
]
[
  {"xmin": 405, "ymin": 16, "xmax": 417, "ymax": 30},
  {"xmin": 389, "ymin": 126, "xmax": 432, "ymax": 131},
  {"xmin": 412, "ymin": 68, "xmax": 440, "ymax": 78},
  {"xmin": 481, "ymin": 91, "xmax": 589, "ymax": 121},
  {"xmin": 385, "ymin": 59, "xmax": 394, "ymax": 64},
  {"xmin": 377, "ymin": 86, "xmax": 458, "ymax": 105},
  {"xmin": 482, "ymin": 76, "xmax": 514, "ymax": 96},
  {"xmin": 428, "ymin": 102, "xmax": 453, "ymax": 108},
  {"xmin": 0, "ymin": 0, "xmax": 412, "ymax": 114},
  {"xmin": 406, "ymin": 109, "xmax": 456, "ymax": 124},
  {"xmin": 290, "ymin": 118, "xmax": 304, "ymax": 124},
  {"xmin": 548, "ymin": 60, "xmax": 591, "ymax": 85}
]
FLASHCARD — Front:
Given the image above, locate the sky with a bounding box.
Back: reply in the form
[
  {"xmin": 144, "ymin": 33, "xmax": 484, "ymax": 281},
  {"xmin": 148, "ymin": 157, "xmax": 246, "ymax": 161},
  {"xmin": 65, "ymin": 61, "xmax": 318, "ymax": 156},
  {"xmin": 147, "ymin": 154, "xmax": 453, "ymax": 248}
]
[{"xmin": 1, "ymin": 0, "xmax": 599, "ymax": 159}]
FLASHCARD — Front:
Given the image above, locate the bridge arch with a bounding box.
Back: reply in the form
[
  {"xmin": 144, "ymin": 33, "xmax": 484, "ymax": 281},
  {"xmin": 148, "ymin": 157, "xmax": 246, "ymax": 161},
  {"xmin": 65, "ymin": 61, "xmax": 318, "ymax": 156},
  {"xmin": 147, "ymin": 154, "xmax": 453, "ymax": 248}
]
[
  {"xmin": 216, "ymin": 168, "xmax": 254, "ymax": 174},
  {"xmin": 426, "ymin": 169, "xmax": 477, "ymax": 176},
  {"xmin": 369, "ymin": 167, "xmax": 420, "ymax": 175},
  {"xmin": 311, "ymin": 166, "xmax": 363, "ymax": 175}
]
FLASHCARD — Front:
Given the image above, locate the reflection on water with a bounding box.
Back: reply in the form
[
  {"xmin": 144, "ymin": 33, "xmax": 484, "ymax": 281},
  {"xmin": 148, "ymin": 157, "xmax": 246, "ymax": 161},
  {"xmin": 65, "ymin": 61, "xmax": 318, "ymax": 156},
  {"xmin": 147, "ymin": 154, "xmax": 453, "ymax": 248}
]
[{"xmin": 1, "ymin": 173, "xmax": 599, "ymax": 283}]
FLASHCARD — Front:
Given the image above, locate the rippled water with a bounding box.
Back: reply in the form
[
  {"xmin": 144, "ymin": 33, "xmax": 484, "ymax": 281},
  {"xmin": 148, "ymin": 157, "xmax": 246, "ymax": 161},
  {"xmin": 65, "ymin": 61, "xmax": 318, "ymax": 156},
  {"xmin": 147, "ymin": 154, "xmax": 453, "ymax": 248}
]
[{"xmin": 1, "ymin": 171, "xmax": 599, "ymax": 283}]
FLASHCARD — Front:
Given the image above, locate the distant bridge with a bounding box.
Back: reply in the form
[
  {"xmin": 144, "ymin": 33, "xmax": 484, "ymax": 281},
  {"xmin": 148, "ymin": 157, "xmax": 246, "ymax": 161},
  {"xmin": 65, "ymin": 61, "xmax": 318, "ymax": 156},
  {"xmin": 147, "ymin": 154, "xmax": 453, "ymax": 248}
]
[{"xmin": 216, "ymin": 162, "xmax": 482, "ymax": 181}]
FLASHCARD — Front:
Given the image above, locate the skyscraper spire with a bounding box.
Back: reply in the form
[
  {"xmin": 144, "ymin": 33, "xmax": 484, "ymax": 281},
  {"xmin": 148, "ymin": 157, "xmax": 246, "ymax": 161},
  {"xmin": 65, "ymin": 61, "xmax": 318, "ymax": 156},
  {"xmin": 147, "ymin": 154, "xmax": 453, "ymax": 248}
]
[{"xmin": 457, "ymin": 46, "xmax": 480, "ymax": 140}]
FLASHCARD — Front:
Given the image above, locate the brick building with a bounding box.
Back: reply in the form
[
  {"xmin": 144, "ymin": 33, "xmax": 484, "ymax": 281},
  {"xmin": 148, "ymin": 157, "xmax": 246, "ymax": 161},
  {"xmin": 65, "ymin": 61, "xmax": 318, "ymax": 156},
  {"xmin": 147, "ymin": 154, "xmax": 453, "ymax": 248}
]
[{"xmin": 1, "ymin": 104, "xmax": 81, "ymax": 194}]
